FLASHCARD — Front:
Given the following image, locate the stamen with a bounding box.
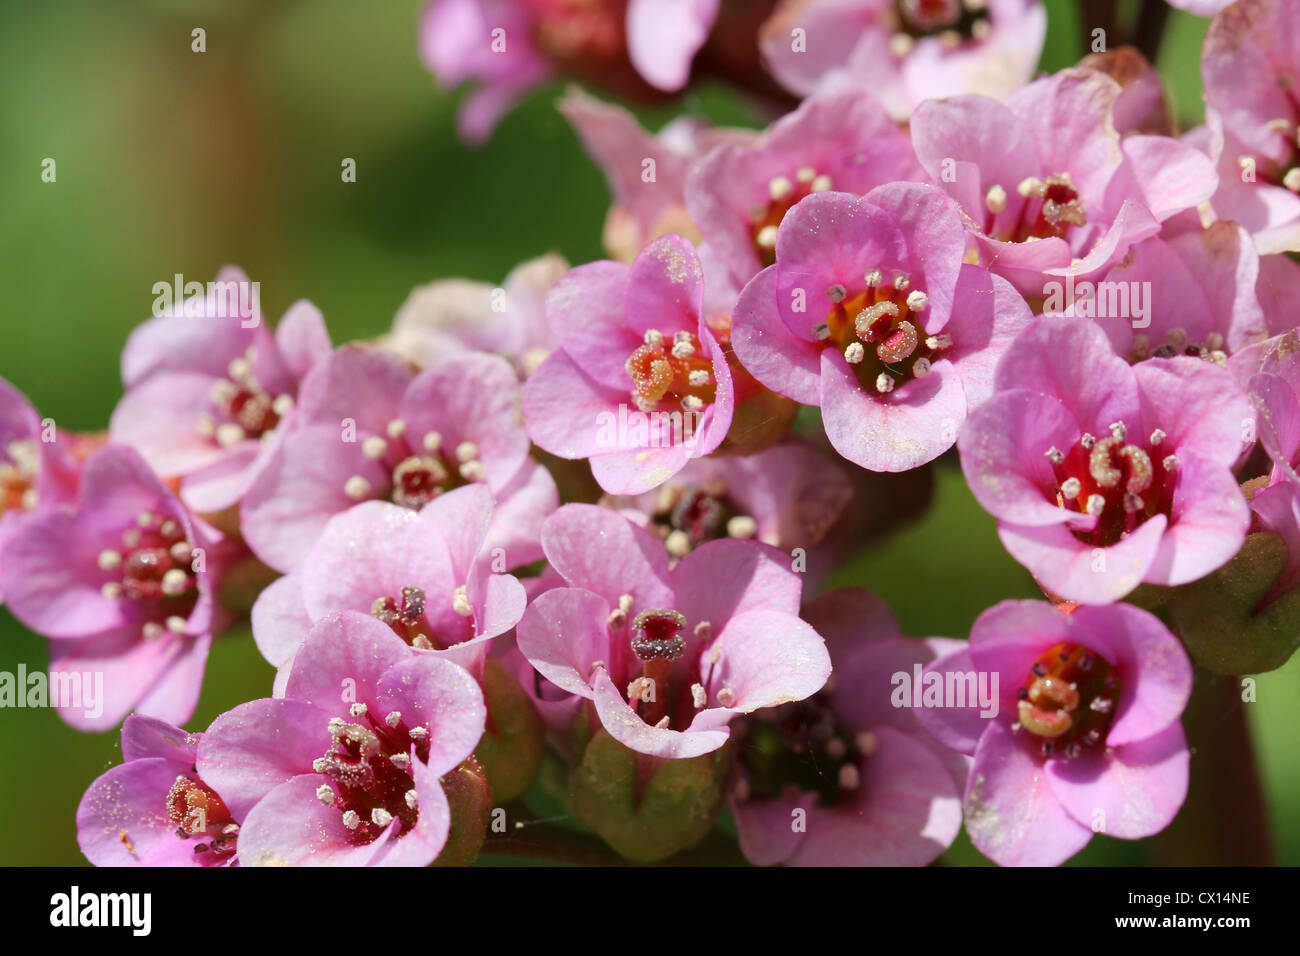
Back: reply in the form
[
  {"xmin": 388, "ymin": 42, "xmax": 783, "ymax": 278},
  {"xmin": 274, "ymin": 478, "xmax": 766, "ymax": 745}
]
[{"xmin": 985, "ymin": 184, "xmax": 1006, "ymax": 214}]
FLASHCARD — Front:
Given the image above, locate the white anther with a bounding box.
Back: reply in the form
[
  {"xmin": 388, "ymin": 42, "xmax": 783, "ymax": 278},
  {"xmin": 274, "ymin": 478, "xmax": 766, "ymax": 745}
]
[
  {"xmin": 795, "ymin": 166, "xmax": 816, "ymax": 184},
  {"xmin": 756, "ymin": 225, "xmax": 778, "ymax": 248},
  {"xmin": 688, "ymin": 369, "xmax": 710, "ymax": 386},
  {"xmin": 691, "ymin": 683, "xmax": 707, "ymax": 708},
  {"xmin": 726, "ymin": 515, "xmax": 757, "ymax": 539},
  {"xmin": 272, "ymin": 394, "xmax": 294, "ymax": 417},
  {"xmin": 227, "ymin": 357, "xmax": 252, "ymax": 381},
  {"xmin": 1285, "ymin": 169, "xmax": 1300, "ymax": 193},
  {"xmin": 865, "ymin": 269, "xmax": 882, "ymax": 287},
  {"xmin": 671, "ymin": 338, "xmax": 695, "ymax": 360},
  {"xmin": 892, "ymin": 273, "xmax": 910, "ymax": 291},
  {"xmin": 161, "ymin": 568, "xmax": 189, "ymax": 596},
  {"xmin": 665, "ymin": 529, "xmax": 691, "ymax": 557},
  {"xmin": 717, "ymin": 687, "xmax": 736, "ymax": 707},
  {"xmin": 166, "ymin": 615, "xmax": 188, "ymax": 635},
  {"xmin": 1060, "ymin": 477, "xmax": 1082, "ymax": 498},
  {"xmin": 768, "ymin": 176, "xmax": 792, "ymax": 201},
  {"xmin": 875, "ymin": 372, "xmax": 895, "ymax": 394},
  {"xmin": 408, "ymin": 726, "xmax": 429, "ymax": 741},
  {"xmin": 101, "ymin": 582, "xmax": 123, "ymax": 600},
  {"xmin": 906, "ymin": 290, "xmax": 929, "ymax": 312},
  {"xmin": 838, "ymin": 763, "xmax": 861, "ymax": 791},
  {"xmin": 350, "ymin": 702, "xmax": 367, "ymax": 717},
  {"xmin": 453, "ymin": 585, "xmax": 473, "ymax": 617},
  {"xmin": 344, "ymin": 475, "xmax": 371, "ymax": 500},
  {"xmin": 385, "ymin": 711, "xmax": 402, "ymax": 728},
  {"xmin": 925, "ymin": 333, "xmax": 953, "ymax": 350},
  {"xmin": 385, "ymin": 419, "xmax": 407, "ymax": 439},
  {"xmin": 1149, "ymin": 429, "xmax": 1166, "ymax": 447},
  {"xmin": 1017, "ymin": 176, "xmax": 1043, "ymax": 197},
  {"xmin": 912, "ymin": 357, "xmax": 932, "ymax": 378},
  {"xmin": 1085, "ymin": 494, "xmax": 1106, "ymax": 515},
  {"xmin": 215, "ymin": 423, "xmax": 246, "ymax": 447},
  {"xmin": 1163, "ymin": 454, "xmax": 1179, "ymax": 472},
  {"xmin": 856, "ymin": 730, "xmax": 879, "ymax": 755},
  {"xmin": 389, "ymin": 752, "xmax": 411, "ymax": 769},
  {"xmin": 811, "ymin": 174, "xmax": 833, "ymax": 192},
  {"xmin": 405, "ymin": 789, "xmax": 419, "ymax": 809},
  {"xmin": 459, "ymin": 460, "xmax": 486, "ymax": 481},
  {"xmin": 644, "ymin": 328, "xmax": 664, "ymax": 346},
  {"xmin": 826, "ymin": 284, "xmax": 847, "ymax": 303},
  {"xmin": 97, "ymin": 549, "xmax": 121, "ymax": 571},
  {"xmin": 889, "ymin": 33, "xmax": 915, "ymax": 57},
  {"xmin": 813, "ymin": 322, "xmax": 831, "ymax": 341},
  {"xmin": 1109, "ymin": 421, "xmax": 1127, "ymax": 440},
  {"xmin": 142, "ymin": 622, "xmax": 165, "ymax": 641},
  {"xmin": 844, "ymin": 342, "xmax": 865, "ymax": 364},
  {"xmin": 455, "ymin": 441, "xmax": 478, "ymax": 463},
  {"xmin": 315, "ymin": 784, "xmax": 335, "ymax": 806},
  {"xmin": 170, "ymin": 541, "xmax": 192, "ymax": 562},
  {"xmin": 985, "ymin": 184, "xmax": 1007, "ymax": 214},
  {"xmin": 362, "ymin": 436, "xmax": 387, "ymax": 459},
  {"xmin": 342, "ymin": 810, "xmax": 361, "ymax": 830}
]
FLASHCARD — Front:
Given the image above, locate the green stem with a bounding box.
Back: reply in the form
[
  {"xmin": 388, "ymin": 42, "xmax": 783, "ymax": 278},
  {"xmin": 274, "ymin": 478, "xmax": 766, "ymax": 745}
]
[{"xmin": 1150, "ymin": 672, "xmax": 1275, "ymax": 865}]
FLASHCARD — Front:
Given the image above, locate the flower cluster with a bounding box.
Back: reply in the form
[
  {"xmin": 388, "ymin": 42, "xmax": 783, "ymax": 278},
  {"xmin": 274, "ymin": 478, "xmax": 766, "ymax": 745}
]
[{"xmin": 6, "ymin": 0, "xmax": 1298, "ymax": 867}]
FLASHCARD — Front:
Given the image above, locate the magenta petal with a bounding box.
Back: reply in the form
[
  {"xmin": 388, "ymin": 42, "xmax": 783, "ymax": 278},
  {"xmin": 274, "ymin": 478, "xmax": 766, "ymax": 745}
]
[
  {"xmin": 234, "ymin": 773, "xmax": 396, "ymax": 867},
  {"xmin": 623, "ymin": 234, "xmax": 704, "ymax": 338},
  {"xmin": 515, "ymin": 587, "xmax": 610, "ymax": 699},
  {"xmin": 731, "ymin": 789, "xmax": 816, "ymax": 866},
  {"xmin": 731, "ymin": 265, "xmax": 822, "ymax": 405},
  {"xmin": 196, "ymin": 698, "xmax": 335, "ymax": 819},
  {"xmin": 820, "ymin": 349, "xmax": 965, "ymax": 472},
  {"xmin": 999, "ymin": 514, "xmax": 1167, "ymax": 604},
  {"xmin": 965, "ymin": 719, "xmax": 1093, "ymax": 866},
  {"xmin": 77, "ymin": 757, "xmax": 183, "ymax": 866},
  {"xmin": 1047, "ymin": 721, "xmax": 1189, "ymax": 839},
  {"xmin": 250, "ymin": 573, "xmax": 312, "ymax": 668},
  {"xmin": 1134, "ymin": 358, "xmax": 1252, "ymax": 468},
  {"xmin": 274, "ymin": 300, "xmax": 331, "ymax": 382},
  {"xmin": 375, "ymin": 655, "xmax": 486, "ymax": 777},
  {"xmin": 1070, "ymin": 604, "xmax": 1191, "ymax": 748},
  {"xmin": 283, "ymin": 611, "xmax": 413, "ymax": 708},
  {"xmin": 300, "ymin": 502, "xmax": 455, "ymax": 621},
  {"xmin": 790, "ymin": 725, "xmax": 961, "ymax": 866},
  {"xmin": 625, "ymin": 0, "xmax": 717, "ymax": 91},
  {"xmin": 591, "ymin": 668, "xmax": 730, "ymax": 758},
  {"xmin": 958, "ymin": 389, "xmax": 1080, "ymax": 526},
  {"xmin": 671, "ymin": 538, "xmax": 803, "ymax": 625},
  {"xmin": 121, "ymin": 714, "xmax": 198, "ymax": 764},
  {"xmin": 705, "ymin": 610, "xmax": 830, "ymax": 713},
  {"xmin": 546, "ymin": 261, "xmax": 642, "ymax": 391},
  {"xmin": 1143, "ymin": 452, "xmax": 1248, "ymax": 587},
  {"xmin": 365, "ymin": 757, "xmax": 453, "ymax": 866},
  {"xmin": 540, "ymin": 505, "xmax": 673, "ymax": 608},
  {"xmin": 296, "ymin": 345, "xmax": 411, "ymax": 431},
  {"xmin": 522, "ymin": 350, "xmax": 625, "ymax": 460}
]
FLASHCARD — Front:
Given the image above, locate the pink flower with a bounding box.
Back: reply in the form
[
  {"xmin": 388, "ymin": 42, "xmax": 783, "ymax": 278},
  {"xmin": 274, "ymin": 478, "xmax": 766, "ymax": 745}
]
[
  {"xmin": 731, "ymin": 184, "xmax": 1032, "ymax": 471},
  {"xmin": 109, "ymin": 265, "xmax": 331, "ymax": 514},
  {"xmin": 915, "ymin": 600, "xmax": 1192, "ymax": 867},
  {"xmin": 686, "ymin": 86, "xmax": 925, "ymax": 301},
  {"xmin": 1064, "ymin": 224, "xmax": 1273, "ymax": 374},
  {"xmin": 759, "ymin": 0, "xmax": 1046, "ymax": 120},
  {"xmin": 1249, "ymin": 329, "xmax": 1300, "ymax": 484},
  {"xmin": 0, "ymin": 377, "xmax": 80, "ymax": 603},
  {"xmin": 600, "ymin": 438, "xmax": 853, "ymax": 558},
  {"xmin": 1201, "ymin": 0, "xmax": 1300, "ymax": 254},
  {"xmin": 560, "ymin": 89, "xmax": 738, "ymax": 262},
  {"xmin": 522, "ymin": 235, "xmax": 735, "ymax": 494},
  {"xmin": 240, "ymin": 345, "xmax": 536, "ymax": 572},
  {"xmin": 515, "ymin": 504, "xmax": 830, "ymax": 759},
  {"xmin": 77, "ymin": 715, "xmax": 239, "ymax": 867},
  {"xmin": 0, "ymin": 445, "xmax": 235, "ymax": 730},
  {"xmin": 626, "ymin": 0, "xmax": 720, "ymax": 91},
  {"xmin": 910, "ymin": 69, "xmax": 1217, "ymax": 295},
  {"xmin": 730, "ymin": 589, "xmax": 963, "ymax": 866},
  {"xmin": 384, "ymin": 253, "xmax": 567, "ymax": 378},
  {"xmin": 251, "ymin": 484, "xmax": 534, "ymax": 688},
  {"xmin": 958, "ymin": 316, "xmax": 1251, "ymax": 604},
  {"xmin": 197, "ymin": 611, "xmax": 487, "ymax": 866},
  {"xmin": 419, "ymin": 0, "xmax": 553, "ymax": 144}
]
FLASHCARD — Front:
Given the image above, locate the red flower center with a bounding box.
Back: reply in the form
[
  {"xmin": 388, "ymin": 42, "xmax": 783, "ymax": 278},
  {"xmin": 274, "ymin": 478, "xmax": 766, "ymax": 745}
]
[
  {"xmin": 1016, "ymin": 642, "xmax": 1118, "ymax": 758},
  {"xmin": 98, "ymin": 512, "xmax": 200, "ymax": 640},
  {"xmin": 0, "ymin": 438, "xmax": 38, "ymax": 513},
  {"xmin": 1044, "ymin": 421, "xmax": 1179, "ymax": 547},
  {"xmin": 625, "ymin": 329, "xmax": 716, "ymax": 413},
  {"xmin": 313, "ymin": 707, "xmax": 431, "ymax": 845},
  {"xmin": 340, "ymin": 420, "xmax": 482, "ymax": 510},
  {"xmin": 166, "ymin": 774, "xmax": 238, "ymax": 863}
]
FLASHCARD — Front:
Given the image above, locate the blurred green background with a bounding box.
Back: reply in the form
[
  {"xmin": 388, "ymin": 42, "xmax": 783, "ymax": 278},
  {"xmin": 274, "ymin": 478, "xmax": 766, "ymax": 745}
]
[{"xmin": 0, "ymin": 0, "xmax": 1295, "ymax": 866}]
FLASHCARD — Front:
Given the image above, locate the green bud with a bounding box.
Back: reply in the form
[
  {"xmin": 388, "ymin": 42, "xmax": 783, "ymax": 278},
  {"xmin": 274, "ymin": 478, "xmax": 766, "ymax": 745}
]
[
  {"xmin": 432, "ymin": 755, "xmax": 493, "ymax": 867},
  {"xmin": 473, "ymin": 655, "xmax": 544, "ymax": 803},
  {"xmin": 570, "ymin": 729, "xmax": 728, "ymax": 862},
  {"xmin": 1168, "ymin": 531, "xmax": 1300, "ymax": 674}
]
